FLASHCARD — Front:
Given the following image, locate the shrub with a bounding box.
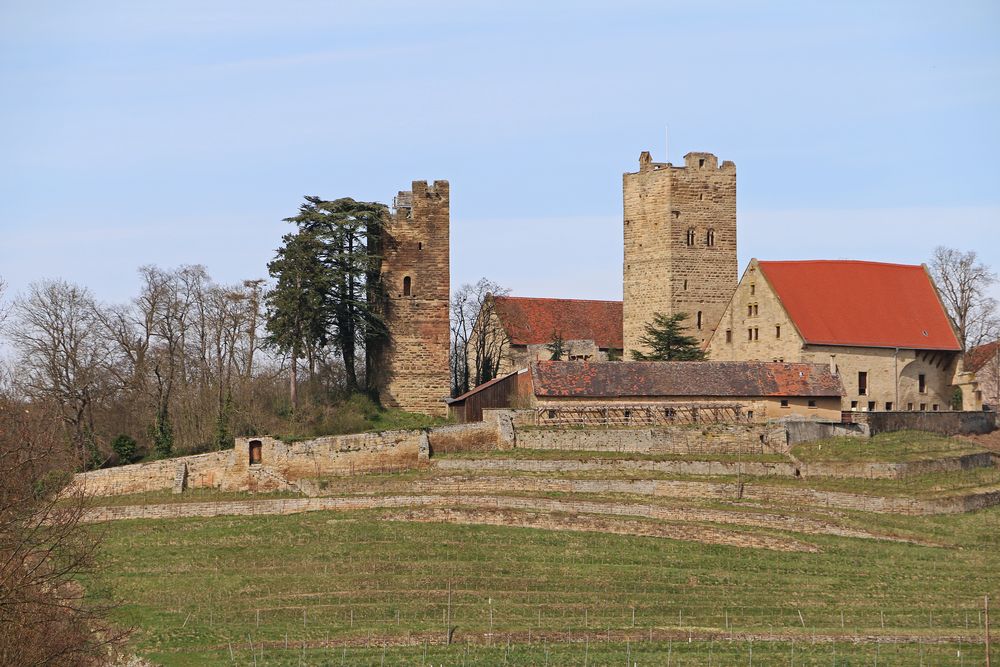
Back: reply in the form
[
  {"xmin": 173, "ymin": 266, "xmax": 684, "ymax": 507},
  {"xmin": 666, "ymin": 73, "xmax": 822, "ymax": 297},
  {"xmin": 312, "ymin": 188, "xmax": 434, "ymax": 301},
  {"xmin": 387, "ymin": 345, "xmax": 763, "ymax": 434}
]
[{"xmin": 110, "ymin": 435, "xmax": 138, "ymax": 465}]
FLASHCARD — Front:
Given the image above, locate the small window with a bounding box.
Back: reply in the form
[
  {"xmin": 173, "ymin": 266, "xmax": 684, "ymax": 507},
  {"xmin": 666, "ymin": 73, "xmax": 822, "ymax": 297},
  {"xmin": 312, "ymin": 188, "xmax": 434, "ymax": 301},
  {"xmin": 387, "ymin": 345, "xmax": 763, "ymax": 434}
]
[
  {"xmin": 683, "ymin": 279, "xmax": 688, "ymax": 291},
  {"xmin": 418, "ymin": 242, "xmax": 423, "ymax": 251},
  {"xmin": 850, "ymin": 400, "xmax": 858, "ymax": 410},
  {"xmin": 748, "ymin": 328, "xmax": 753, "ymax": 341},
  {"xmin": 747, "ymin": 305, "xmax": 753, "ymax": 317},
  {"xmin": 725, "ymin": 329, "xmax": 732, "ymax": 343},
  {"xmin": 932, "ymin": 404, "xmax": 939, "ymax": 411},
  {"xmin": 249, "ymin": 440, "xmax": 262, "ymax": 465},
  {"xmin": 753, "ymin": 327, "xmax": 759, "ymax": 340},
  {"xmin": 750, "ymin": 283, "xmax": 756, "ymax": 295},
  {"xmin": 686, "ymin": 228, "xmax": 696, "ymax": 246},
  {"xmin": 920, "ymin": 403, "xmax": 927, "ymax": 411},
  {"xmin": 402, "ymin": 276, "xmax": 412, "ymax": 296},
  {"xmin": 696, "ymin": 311, "xmax": 702, "ymax": 330},
  {"xmin": 885, "ymin": 402, "xmax": 893, "ymax": 411},
  {"xmin": 858, "ymin": 371, "xmax": 868, "ymax": 396},
  {"xmin": 746, "ymin": 410, "xmax": 754, "ymax": 421},
  {"xmin": 775, "ymin": 325, "xmax": 781, "ymax": 339},
  {"xmin": 780, "ymin": 399, "xmax": 789, "ymax": 408},
  {"xmin": 918, "ymin": 374, "xmax": 926, "ymax": 393},
  {"xmin": 698, "ymin": 158, "xmax": 705, "ymax": 167},
  {"xmin": 907, "ymin": 402, "xmax": 914, "ymax": 411},
  {"xmin": 753, "ymin": 304, "xmax": 758, "ymax": 316},
  {"xmin": 868, "ymin": 401, "xmax": 876, "ymax": 412},
  {"xmin": 706, "ymin": 229, "xmax": 715, "ymax": 246},
  {"xmin": 807, "ymin": 400, "xmax": 817, "ymax": 408},
  {"xmin": 547, "ymin": 409, "xmax": 556, "ymax": 419}
]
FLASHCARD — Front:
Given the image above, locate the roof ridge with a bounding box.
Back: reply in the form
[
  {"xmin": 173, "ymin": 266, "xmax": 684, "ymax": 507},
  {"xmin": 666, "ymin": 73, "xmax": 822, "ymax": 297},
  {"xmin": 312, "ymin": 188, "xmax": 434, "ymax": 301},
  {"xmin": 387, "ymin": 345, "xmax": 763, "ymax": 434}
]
[
  {"xmin": 496, "ymin": 295, "xmax": 623, "ymax": 305},
  {"xmin": 758, "ymin": 259, "xmax": 923, "ymax": 269}
]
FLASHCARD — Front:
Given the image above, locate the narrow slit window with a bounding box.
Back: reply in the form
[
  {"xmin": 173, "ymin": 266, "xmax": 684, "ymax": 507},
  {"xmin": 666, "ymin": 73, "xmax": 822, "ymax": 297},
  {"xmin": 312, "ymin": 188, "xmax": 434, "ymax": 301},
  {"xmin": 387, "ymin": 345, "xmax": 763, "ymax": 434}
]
[
  {"xmin": 402, "ymin": 276, "xmax": 412, "ymax": 296},
  {"xmin": 725, "ymin": 329, "xmax": 732, "ymax": 343},
  {"xmin": 686, "ymin": 228, "xmax": 696, "ymax": 246},
  {"xmin": 858, "ymin": 371, "xmax": 868, "ymax": 396},
  {"xmin": 775, "ymin": 324, "xmax": 781, "ymax": 338},
  {"xmin": 706, "ymin": 229, "xmax": 715, "ymax": 246},
  {"xmin": 918, "ymin": 373, "xmax": 926, "ymax": 393},
  {"xmin": 696, "ymin": 311, "xmax": 702, "ymax": 329}
]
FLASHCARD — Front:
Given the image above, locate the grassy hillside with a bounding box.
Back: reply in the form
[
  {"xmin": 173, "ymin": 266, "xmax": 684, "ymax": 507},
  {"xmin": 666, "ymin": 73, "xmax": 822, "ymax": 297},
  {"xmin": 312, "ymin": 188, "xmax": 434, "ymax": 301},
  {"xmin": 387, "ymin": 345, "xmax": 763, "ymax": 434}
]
[{"xmin": 87, "ymin": 505, "xmax": 998, "ymax": 665}]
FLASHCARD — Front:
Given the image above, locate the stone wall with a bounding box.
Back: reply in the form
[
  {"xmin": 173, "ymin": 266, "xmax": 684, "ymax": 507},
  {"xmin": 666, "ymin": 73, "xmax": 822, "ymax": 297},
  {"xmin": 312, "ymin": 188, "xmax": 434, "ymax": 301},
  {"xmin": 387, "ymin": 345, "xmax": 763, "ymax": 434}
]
[
  {"xmin": 851, "ymin": 410, "xmax": 997, "ymax": 436},
  {"xmin": 423, "ymin": 421, "xmax": 501, "ymax": 454},
  {"xmin": 623, "ymin": 151, "xmax": 737, "ymax": 356},
  {"xmin": 514, "ymin": 423, "xmax": 787, "ymax": 455},
  {"xmin": 67, "ymin": 450, "xmax": 231, "ymax": 497},
  {"xmin": 379, "ymin": 180, "xmax": 451, "ymax": 417}
]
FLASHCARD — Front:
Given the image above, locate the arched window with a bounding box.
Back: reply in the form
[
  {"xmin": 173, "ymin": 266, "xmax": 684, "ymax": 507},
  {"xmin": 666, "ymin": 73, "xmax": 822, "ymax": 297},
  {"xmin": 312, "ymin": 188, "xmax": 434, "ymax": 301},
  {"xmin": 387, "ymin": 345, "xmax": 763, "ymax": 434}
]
[
  {"xmin": 686, "ymin": 228, "xmax": 696, "ymax": 246},
  {"xmin": 706, "ymin": 229, "xmax": 715, "ymax": 246},
  {"xmin": 402, "ymin": 276, "xmax": 412, "ymax": 296}
]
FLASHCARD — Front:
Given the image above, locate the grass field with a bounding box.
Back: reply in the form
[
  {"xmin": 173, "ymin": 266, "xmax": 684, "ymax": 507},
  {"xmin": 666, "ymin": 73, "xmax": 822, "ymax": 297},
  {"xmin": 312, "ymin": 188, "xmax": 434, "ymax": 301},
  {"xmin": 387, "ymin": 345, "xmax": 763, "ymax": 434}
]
[
  {"xmin": 87, "ymin": 505, "xmax": 999, "ymax": 665},
  {"xmin": 791, "ymin": 430, "xmax": 988, "ymax": 463}
]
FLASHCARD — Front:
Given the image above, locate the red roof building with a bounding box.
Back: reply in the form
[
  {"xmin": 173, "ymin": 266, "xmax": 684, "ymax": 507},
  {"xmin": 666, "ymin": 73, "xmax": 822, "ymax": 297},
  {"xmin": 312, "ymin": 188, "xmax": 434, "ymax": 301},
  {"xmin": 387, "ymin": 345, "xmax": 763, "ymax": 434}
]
[
  {"xmin": 707, "ymin": 259, "xmax": 979, "ymax": 412},
  {"xmin": 492, "ymin": 296, "xmax": 623, "ymax": 349}
]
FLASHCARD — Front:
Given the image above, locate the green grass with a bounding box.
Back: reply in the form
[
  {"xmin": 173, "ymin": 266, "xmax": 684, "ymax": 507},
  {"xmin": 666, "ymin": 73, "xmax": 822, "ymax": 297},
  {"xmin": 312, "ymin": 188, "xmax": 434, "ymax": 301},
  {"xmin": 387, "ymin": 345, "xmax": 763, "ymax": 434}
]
[
  {"xmin": 85, "ymin": 506, "xmax": 1000, "ymax": 665},
  {"xmin": 437, "ymin": 448, "xmax": 790, "ymax": 464},
  {"xmin": 791, "ymin": 430, "xmax": 988, "ymax": 463}
]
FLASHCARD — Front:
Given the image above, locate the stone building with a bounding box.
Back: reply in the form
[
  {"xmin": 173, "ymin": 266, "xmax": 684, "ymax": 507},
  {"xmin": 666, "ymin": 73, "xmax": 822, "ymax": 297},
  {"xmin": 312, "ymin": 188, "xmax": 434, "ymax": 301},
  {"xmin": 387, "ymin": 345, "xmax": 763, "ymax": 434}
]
[
  {"xmin": 379, "ymin": 180, "xmax": 451, "ymax": 417},
  {"xmin": 623, "ymin": 151, "xmax": 737, "ymax": 357},
  {"xmin": 447, "ymin": 360, "xmax": 844, "ymax": 423},
  {"xmin": 966, "ymin": 341, "xmax": 1000, "ymax": 410},
  {"xmin": 476, "ymin": 296, "xmax": 624, "ymax": 377},
  {"xmin": 706, "ymin": 259, "xmax": 981, "ymax": 412}
]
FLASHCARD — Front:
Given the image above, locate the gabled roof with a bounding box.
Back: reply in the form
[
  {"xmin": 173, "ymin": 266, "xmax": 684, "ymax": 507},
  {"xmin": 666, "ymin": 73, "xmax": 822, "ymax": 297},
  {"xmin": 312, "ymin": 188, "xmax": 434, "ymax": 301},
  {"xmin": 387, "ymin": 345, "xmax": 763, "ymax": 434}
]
[
  {"xmin": 967, "ymin": 340, "xmax": 1000, "ymax": 372},
  {"xmin": 530, "ymin": 361, "xmax": 843, "ymax": 398},
  {"xmin": 757, "ymin": 260, "xmax": 961, "ymax": 351},
  {"xmin": 492, "ymin": 296, "xmax": 623, "ymax": 349}
]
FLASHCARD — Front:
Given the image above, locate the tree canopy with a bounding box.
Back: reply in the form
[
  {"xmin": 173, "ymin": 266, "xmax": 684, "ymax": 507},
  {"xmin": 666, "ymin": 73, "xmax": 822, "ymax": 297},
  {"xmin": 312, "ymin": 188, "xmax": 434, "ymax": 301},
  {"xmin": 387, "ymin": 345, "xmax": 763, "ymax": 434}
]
[{"xmin": 630, "ymin": 312, "xmax": 707, "ymax": 361}]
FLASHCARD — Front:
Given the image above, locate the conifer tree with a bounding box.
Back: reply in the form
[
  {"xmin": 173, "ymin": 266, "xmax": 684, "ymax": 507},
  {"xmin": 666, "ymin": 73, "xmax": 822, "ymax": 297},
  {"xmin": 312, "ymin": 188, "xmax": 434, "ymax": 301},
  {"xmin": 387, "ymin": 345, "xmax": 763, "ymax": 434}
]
[
  {"xmin": 630, "ymin": 312, "xmax": 706, "ymax": 361},
  {"xmin": 545, "ymin": 330, "xmax": 566, "ymax": 360}
]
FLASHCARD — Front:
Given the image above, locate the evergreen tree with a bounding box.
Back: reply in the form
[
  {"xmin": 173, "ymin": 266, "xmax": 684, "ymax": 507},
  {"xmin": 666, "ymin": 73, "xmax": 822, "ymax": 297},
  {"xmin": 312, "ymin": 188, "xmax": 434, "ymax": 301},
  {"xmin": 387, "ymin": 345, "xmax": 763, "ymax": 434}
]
[
  {"xmin": 265, "ymin": 229, "xmax": 331, "ymax": 409},
  {"xmin": 545, "ymin": 330, "xmax": 566, "ymax": 360},
  {"xmin": 630, "ymin": 312, "xmax": 707, "ymax": 361},
  {"xmin": 282, "ymin": 197, "xmax": 389, "ymax": 396}
]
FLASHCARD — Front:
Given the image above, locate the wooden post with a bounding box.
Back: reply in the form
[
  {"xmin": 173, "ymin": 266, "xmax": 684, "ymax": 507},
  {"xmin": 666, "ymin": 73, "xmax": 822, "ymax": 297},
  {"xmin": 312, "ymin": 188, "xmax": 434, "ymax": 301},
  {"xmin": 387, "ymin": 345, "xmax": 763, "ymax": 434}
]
[{"xmin": 987, "ymin": 594, "xmax": 992, "ymax": 667}]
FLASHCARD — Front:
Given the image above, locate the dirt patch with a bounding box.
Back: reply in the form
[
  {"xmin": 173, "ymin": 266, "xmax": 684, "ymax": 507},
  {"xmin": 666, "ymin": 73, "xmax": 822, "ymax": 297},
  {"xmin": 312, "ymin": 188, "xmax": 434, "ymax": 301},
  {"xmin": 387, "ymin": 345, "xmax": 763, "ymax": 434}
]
[
  {"xmin": 959, "ymin": 429, "xmax": 1000, "ymax": 454},
  {"xmin": 379, "ymin": 506, "xmax": 818, "ymax": 552}
]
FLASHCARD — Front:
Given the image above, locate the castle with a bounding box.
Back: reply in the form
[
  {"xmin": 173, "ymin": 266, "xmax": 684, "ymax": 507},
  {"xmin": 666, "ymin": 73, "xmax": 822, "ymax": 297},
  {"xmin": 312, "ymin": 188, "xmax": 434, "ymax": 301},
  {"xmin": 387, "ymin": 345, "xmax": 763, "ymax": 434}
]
[{"xmin": 381, "ymin": 150, "xmax": 979, "ymax": 417}]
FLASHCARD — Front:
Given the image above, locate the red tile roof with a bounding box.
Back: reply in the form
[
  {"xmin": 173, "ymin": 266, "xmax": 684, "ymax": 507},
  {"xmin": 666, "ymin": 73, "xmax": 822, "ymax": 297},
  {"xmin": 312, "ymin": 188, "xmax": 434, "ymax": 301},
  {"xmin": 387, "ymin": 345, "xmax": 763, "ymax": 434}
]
[
  {"xmin": 757, "ymin": 260, "xmax": 961, "ymax": 351},
  {"xmin": 530, "ymin": 361, "xmax": 843, "ymax": 398},
  {"xmin": 493, "ymin": 296, "xmax": 623, "ymax": 349},
  {"xmin": 967, "ymin": 340, "xmax": 1000, "ymax": 372}
]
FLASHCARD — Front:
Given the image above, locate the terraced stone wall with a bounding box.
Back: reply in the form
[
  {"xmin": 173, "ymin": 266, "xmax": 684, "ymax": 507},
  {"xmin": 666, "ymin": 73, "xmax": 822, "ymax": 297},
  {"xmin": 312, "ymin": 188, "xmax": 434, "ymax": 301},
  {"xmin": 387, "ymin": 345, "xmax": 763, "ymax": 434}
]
[{"xmin": 515, "ymin": 423, "xmax": 787, "ymax": 455}]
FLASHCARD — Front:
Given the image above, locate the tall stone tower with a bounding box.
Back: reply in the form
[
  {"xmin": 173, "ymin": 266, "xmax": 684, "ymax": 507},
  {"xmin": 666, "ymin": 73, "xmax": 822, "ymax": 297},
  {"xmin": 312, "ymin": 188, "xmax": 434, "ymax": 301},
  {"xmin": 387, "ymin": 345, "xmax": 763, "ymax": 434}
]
[
  {"xmin": 623, "ymin": 151, "xmax": 737, "ymax": 358},
  {"xmin": 379, "ymin": 180, "xmax": 451, "ymax": 417}
]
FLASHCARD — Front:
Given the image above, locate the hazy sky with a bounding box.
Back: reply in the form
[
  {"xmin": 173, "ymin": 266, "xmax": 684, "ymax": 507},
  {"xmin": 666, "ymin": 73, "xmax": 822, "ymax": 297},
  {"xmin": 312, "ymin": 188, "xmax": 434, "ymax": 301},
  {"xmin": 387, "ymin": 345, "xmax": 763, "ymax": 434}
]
[{"xmin": 1, "ymin": 1, "xmax": 999, "ymax": 307}]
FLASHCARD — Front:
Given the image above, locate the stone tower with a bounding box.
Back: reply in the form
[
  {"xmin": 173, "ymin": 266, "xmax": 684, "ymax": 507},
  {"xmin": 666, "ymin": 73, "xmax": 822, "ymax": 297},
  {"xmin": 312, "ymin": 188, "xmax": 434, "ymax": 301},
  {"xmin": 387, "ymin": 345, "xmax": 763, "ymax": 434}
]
[
  {"xmin": 623, "ymin": 151, "xmax": 737, "ymax": 357},
  {"xmin": 379, "ymin": 180, "xmax": 451, "ymax": 417}
]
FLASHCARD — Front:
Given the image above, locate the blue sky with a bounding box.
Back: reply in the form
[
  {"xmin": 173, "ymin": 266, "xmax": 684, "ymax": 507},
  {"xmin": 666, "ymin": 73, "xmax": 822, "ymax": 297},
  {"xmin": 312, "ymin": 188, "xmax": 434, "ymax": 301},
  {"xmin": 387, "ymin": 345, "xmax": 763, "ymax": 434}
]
[{"xmin": 1, "ymin": 1, "xmax": 998, "ymax": 305}]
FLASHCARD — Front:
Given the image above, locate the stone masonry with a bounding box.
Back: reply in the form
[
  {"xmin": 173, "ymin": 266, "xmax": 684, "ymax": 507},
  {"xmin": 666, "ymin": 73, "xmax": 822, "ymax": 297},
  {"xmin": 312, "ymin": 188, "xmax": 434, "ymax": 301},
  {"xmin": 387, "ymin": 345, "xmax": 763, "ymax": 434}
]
[
  {"xmin": 380, "ymin": 180, "xmax": 451, "ymax": 416},
  {"xmin": 623, "ymin": 151, "xmax": 737, "ymax": 357}
]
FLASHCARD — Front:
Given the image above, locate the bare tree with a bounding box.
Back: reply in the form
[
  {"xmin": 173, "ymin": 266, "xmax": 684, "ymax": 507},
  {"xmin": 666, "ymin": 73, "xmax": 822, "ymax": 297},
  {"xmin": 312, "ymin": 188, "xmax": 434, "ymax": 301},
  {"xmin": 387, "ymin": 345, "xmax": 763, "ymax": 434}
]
[
  {"xmin": 929, "ymin": 246, "xmax": 999, "ymax": 350},
  {"xmin": 0, "ymin": 394, "xmax": 126, "ymax": 665},
  {"xmin": 7, "ymin": 281, "xmax": 111, "ymax": 467},
  {"xmin": 450, "ymin": 279, "xmax": 510, "ymax": 396}
]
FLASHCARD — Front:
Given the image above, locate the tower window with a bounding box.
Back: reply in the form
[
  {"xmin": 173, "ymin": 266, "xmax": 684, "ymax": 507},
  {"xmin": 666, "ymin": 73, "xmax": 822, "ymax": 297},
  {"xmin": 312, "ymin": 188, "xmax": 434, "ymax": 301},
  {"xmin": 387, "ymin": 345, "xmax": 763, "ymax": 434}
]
[
  {"xmin": 858, "ymin": 371, "xmax": 868, "ymax": 396},
  {"xmin": 418, "ymin": 242, "xmax": 423, "ymax": 251},
  {"xmin": 696, "ymin": 311, "xmax": 702, "ymax": 330},
  {"xmin": 683, "ymin": 279, "xmax": 688, "ymax": 291},
  {"xmin": 775, "ymin": 325, "xmax": 781, "ymax": 338},
  {"xmin": 698, "ymin": 158, "xmax": 705, "ymax": 168},
  {"xmin": 686, "ymin": 228, "xmax": 696, "ymax": 246},
  {"xmin": 402, "ymin": 276, "xmax": 412, "ymax": 296},
  {"xmin": 918, "ymin": 374, "xmax": 926, "ymax": 393},
  {"xmin": 706, "ymin": 229, "xmax": 715, "ymax": 246},
  {"xmin": 750, "ymin": 283, "xmax": 756, "ymax": 295}
]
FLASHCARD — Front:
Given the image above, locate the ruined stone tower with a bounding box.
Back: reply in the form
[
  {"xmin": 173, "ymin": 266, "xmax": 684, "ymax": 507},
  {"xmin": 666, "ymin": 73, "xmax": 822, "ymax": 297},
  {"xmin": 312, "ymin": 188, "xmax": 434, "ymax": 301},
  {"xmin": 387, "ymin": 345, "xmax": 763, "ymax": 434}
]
[
  {"xmin": 379, "ymin": 180, "xmax": 451, "ymax": 417},
  {"xmin": 623, "ymin": 151, "xmax": 737, "ymax": 358}
]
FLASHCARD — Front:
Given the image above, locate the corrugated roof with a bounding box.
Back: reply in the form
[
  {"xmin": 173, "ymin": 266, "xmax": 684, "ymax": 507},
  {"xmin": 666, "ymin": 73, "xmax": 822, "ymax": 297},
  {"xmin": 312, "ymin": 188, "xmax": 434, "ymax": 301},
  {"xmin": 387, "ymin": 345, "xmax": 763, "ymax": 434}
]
[
  {"xmin": 493, "ymin": 296, "xmax": 623, "ymax": 349},
  {"xmin": 757, "ymin": 260, "xmax": 961, "ymax": 351},
  {"xmin": 530, "ymin": 361, "xmax": 844, "ymax": 398}
]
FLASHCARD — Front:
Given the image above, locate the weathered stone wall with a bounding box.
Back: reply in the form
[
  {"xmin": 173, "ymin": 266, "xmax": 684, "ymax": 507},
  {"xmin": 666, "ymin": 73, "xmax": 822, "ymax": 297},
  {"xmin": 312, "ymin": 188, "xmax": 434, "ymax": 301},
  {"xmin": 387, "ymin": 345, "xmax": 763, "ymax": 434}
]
[
  {"xmin": 514, "ymin": 423, "xmax": 787, "ymax": 455},
  {"xmin": 852, "ymin": 410, "xmax": 997, "ymax": 436},
  {"xmin": 423, "ymin": 421, "xmax": 500, "ymax": 454},
  {"xmin": 784, "ymin": 419, "xmax": 869, "ymax": 445},
  {"xmin": 623, "ymin": 151, "xmax": 737, "ymax": 356},
  {"xmin": 66, "ymin": 450, "xmax": 231, "ymax": 497},
  {"xmin": 380, "ymin": 180, "xmax": 451, "ymax": 417}
]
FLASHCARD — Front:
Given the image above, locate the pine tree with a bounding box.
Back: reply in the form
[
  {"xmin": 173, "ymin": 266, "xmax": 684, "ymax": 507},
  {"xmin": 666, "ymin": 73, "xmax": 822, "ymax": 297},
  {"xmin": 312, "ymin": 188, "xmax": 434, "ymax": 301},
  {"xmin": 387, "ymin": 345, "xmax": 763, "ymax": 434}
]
[
  {"xmin": 630, "ymin": 312, "xmax": 706, "ymax": 361},
  {"xmin": 545, "ymin": 330, "xmax": 566, "ymax": 360}
]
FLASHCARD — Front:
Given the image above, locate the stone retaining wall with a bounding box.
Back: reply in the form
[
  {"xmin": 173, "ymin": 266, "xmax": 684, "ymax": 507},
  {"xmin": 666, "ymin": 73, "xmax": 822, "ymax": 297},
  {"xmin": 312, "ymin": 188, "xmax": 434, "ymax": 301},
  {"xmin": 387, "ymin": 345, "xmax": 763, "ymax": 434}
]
[
  {"xmin": 514, "ymin": 423, "xmax": 787, "ymax": 455},
  {"xmin": 434, "ymin": 457, "xmax": 798, "ymax": 477},
  {"xmin": 67, "ymin": 450, "xmax": 232, "ymax": 497},
  {"xmin": 850, "ymin": 411, "xmax": 997, "ymax": 436}
]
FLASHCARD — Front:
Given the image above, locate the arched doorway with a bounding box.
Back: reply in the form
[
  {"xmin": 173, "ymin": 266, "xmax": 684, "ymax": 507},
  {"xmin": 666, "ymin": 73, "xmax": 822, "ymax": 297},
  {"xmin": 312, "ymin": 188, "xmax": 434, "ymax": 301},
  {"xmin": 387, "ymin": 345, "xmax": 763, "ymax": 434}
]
[{"xmin": 249, "ymin": 439, "xmax": 262, "ymax": 465}]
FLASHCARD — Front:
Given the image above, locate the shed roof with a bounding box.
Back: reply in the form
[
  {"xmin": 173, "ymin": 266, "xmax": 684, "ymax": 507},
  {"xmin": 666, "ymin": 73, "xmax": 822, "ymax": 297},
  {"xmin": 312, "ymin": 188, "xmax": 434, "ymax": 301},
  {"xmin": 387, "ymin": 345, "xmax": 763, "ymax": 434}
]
[
  {"xmin": 493, "ymin": 296, "xmax": 623, "ymax": 349},
  {"xmin": 757, "ymin": 260, "xmax": 961, "ymax": 351},
  {"xmin": 530, "ymin": 361, "xmax": 843, "ymax": 398}
]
